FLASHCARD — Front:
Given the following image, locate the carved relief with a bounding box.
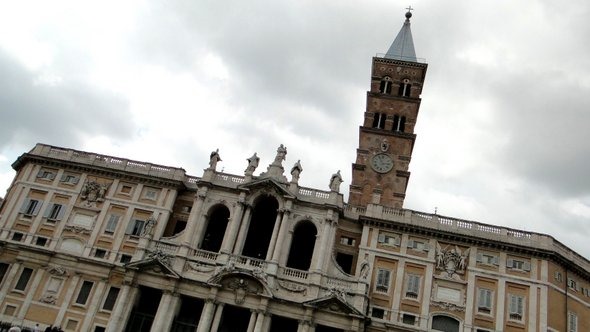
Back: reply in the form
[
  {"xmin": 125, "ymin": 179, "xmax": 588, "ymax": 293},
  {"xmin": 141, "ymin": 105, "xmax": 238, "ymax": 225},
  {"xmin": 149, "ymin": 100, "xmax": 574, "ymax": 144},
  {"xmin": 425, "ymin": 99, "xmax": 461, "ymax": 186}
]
[
  {"xmin": 431, "ymin": 301, "xmax": 465, "ymax": 312},
  {"xmin": 80, "ymin": 180, "xmax": 109, "ymax": 205},
  {"xmin": 277, "ymin": 281, "xmax": 307, "ymax": 295},
  {"xmin": 39, "ymin": 293, "xmax": 58, "ymax": 305},
  {"xmin": 46, "ymin": 265, "xmax": 68, "ymax": 276},
  {"xmin": 435, "ymin": 242, "xmax": 470, "ymax": 279},
  {"xmin": 221, "ymin": 276, "xmax": 264, "ymax": 305},
  {"xmin": 147, "ymin": 249, "xmax": 173, "ymax": 267},
  {"xmin": 63, "ymin": 225, "xmax": 92, "ymax": 235},
  {"xmin": 185, "ymin": 262, "xmax": 216, "ymax": 273}
]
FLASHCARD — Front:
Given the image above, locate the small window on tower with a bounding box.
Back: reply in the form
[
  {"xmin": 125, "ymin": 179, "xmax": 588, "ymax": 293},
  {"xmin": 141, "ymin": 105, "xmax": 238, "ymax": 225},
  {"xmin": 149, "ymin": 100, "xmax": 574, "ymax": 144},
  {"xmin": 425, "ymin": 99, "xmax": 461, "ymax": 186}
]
[
  {"xmin": 399, "ymin": 78, "xmax": 412, "ymax": 97},
  {"xmin": 392, "ymin": 115, "xmax": 406, "ymax": 132},
  {"xmin": 372, "ymin": 113, "xmax": 386, "ymax": 129},
  {"xmin": 379, "ymin": 76, "xmax": 392, "ymax": 94}
]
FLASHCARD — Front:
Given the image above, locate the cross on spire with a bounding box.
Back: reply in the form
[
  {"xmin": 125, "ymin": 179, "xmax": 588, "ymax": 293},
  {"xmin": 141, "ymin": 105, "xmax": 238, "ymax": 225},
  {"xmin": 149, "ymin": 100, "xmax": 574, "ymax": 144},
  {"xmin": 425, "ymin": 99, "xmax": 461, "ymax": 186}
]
[{"xmin": 406, "ymin": 5, "xmax": 414, "ymax": 12}]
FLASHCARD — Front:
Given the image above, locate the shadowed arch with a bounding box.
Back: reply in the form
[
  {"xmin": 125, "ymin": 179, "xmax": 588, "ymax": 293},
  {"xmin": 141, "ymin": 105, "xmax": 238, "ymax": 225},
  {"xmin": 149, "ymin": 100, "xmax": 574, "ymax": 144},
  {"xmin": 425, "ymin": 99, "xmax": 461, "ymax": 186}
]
[
  {"xmin": 200, "ymin": 204, "xmax": 230, "ymax": 252},
  {"xmin": 286, "ymin": 220, "xmax": 317, "ymax": 270}
]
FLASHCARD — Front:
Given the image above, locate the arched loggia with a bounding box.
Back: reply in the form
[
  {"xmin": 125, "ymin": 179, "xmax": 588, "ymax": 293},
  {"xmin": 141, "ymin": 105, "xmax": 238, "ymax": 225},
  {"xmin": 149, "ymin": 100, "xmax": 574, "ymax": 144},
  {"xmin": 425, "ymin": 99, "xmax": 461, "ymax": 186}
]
[{"xmin": 286, "ymin": 221, "xmax": 317, "ymax": 270}]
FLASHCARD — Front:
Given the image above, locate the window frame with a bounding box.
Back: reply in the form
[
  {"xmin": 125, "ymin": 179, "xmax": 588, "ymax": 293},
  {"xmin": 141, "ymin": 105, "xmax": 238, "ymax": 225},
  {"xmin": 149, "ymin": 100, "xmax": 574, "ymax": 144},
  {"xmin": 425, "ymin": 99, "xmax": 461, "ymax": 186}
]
[
  {"xmin": 14, "ymin": 267, "xmax": 34, "ymax": 292},
  {"xmin": 405, "ymin": 274, "xmax": 421, "ymax": 299},
  {"xmin": 101, "ymin": 286, "xmax": 120, "ymax": 311},
  {"xmin": 508, "ymin": 294, "xmax": 525, "ymax": 322},
  {"xmin": 477, "ymin": 288, "xmax": 493, "ymax": 314},
  {"xmin": 375, "ymin": 268, "xmax": 391, "ymax": 293},
  {"xmin": 74, "ymin": 280, "xmax": 94, "ymax": 306}
]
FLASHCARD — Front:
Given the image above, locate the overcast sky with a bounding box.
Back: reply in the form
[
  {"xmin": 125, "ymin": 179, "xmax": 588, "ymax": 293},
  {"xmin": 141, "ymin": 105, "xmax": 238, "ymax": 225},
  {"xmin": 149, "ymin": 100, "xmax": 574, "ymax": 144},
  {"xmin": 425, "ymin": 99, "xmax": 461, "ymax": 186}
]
[{"xmin": 1, "ymin": 0, "xmax": 589, "ymax": 259}]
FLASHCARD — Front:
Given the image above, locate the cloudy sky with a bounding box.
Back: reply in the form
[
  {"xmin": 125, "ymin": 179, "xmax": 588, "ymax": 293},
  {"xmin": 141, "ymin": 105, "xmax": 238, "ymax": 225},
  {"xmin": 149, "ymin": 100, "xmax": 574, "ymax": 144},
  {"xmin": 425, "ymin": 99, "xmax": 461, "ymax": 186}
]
[{"xmin": 1, "ymin": 0, "xmax": 589, "ymax": 258}]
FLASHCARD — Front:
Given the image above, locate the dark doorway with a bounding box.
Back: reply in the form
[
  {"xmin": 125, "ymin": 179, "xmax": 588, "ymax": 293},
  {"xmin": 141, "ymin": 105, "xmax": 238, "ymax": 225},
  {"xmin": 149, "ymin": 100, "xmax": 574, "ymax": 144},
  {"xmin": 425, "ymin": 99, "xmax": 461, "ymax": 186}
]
[
  {"xmin": 286, "ymin": 221, "xmax": 317, "ymax": 270},
  {"xmin": 335, "ymin": 252, "xmax": 354, "ymax": 274},
  {"xmin": 316, "ymin": 325, "xmax": 344, "ymax": 332},
  {"xmin": 218, "ymin": 305, "xmax": 251, "ymax": 332},
  {"xmin": 201, "ymin": 205, "xmax": 230, "ymax": 252},
  {"xmin": 431, "ymin": 315, "xmax": 460, "ymax": 332},
  {"xmin": 270, "ymin": 315, "xmax": 298, "ymax": 332},
  {"xmin": 171, "ymin": 296, "xmax": 204, "ymax": 332},
  {"xmin": 242, "ymin": 196, "xmax": 279, "ymax": 259},
  {"xmin": 125, "ymin": 286, "xmax": 162, "ymax": 332}
]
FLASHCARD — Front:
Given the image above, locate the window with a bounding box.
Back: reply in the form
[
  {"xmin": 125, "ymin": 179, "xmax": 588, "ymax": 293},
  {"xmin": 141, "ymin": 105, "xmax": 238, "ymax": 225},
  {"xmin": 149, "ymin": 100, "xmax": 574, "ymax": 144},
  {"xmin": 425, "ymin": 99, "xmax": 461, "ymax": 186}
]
[
  {"xmin": 120, "ymin": 254, "xmax": 132, "ymax": 264},
  {"xmin": 20, "ymin": 199, "xmax": 43, "ymax": 216},
  {"xmin": 399, "ymin": 79, "xmax": 411, "ymax": 97},
  {"xmin": 476, "ymin": 253, "xmax": 499, "ymax": 265},
  {"xmin": 568, "ymin": 312, "xmax": 578, "ymax": 332},
  {"xmin": 508, "ymin": 294, "xmax": 525, "ymax": 321},
  {"xmin": 407, "ymin": 239, "xmax": 428, "ymax": 251},
  {"xmin": 65, "ymin": 320, "xmax": 78, "ymax": 331},
  {"xmin": 120, "ymin": 185, "xmax": 132, "ymax": 194},
  {"xmin": 15, "ymin": 267, "xmax": 33, "ymax": 291},
  {"xmin": 94, "ymin": 327, "xmax": 106, "ymax": 332},
  {"xmin": 37, "ymin": 170, "xmax": 55, "ymax": 180},
  {"xmin": 0, "ymin": 263, "xmax": 9, "ymax": 284},
  {"xmin": 104, "ymin": 214, "xmax": 120, "ymax": 233},
  {"xmin": 11, "ymin": 232, "xmax": 23, "ymax": 242},
  {"xmin": 94, "ymin": 249, "xmax": 106, "ymax": 259},
  {"xmin": 102, "ymin": 287, "xmax": 120, "ymax": 311},
  {"xmin": 35, "ymin": 237, "xmax": 48, "ymax": 246},
  {"xmin": 44, "ymin": 203, "xmax": 65, "ymax": 221},
  {"xmin": 379, "ymin": 77, "xmax": 392, "ymax": 94},
  {"xmin": 554, "ymin": 271, "xmax": 563, "ymax": 282},
  {"xmin": 477, "ymin": 288, "xmax": 493, "ymax": 314},
  {"xmin": 568, "ymin": 278, "xmax": 578, "ymax": 291},
  {"xmin": 378, "ymin": 233, "xmax": 400, "ymax": 246},
  {"xmin": 392, "ymin": 115, "xmax": 406, "ymax": 132},
  {"xmin": 126, "ymin": 219, "xmax": 145, "ymax": 236},
  {"xmin": 405, "ymin": 274, "xmax": 420, "ymax": 299},
  {"xmin": 340, "ymin": 236, "xmax": 355, "ymax": 246},
  {"xmin": 375, "ymin": 269, "xmax": 391, "ymax": 293},
  {"xmin": 507, "ymin": 258, "xmax": 530, "ymax": 271},
  {"xmin": 402, "ymin": 314, "xmax": 415, "ymax": 325},
  {"xmin": 371, "ymin": 308, "xmax": 384, "ymax": 319},
  {"xmin": 60, "ymin": 174, "xmax": 79, "ymax": 184},
  {"xmin": 372, "ymin": 112, "xmax": 386, "ymax": 129},
  {"xmin": 75, "ymin": 281, "xmax": 94, "ymax": 305},
  {"xmin": 143, "ymin": 188, "xmax": 158, "ymax": 200}
]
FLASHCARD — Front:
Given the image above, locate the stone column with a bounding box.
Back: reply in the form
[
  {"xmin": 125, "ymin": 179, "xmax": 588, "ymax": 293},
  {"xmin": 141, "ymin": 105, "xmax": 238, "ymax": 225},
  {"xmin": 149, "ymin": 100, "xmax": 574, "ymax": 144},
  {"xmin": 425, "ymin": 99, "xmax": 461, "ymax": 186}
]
[
  {"xmin": 182, "ymin": 189, "xmax": 208, "ymax": 248},
  {"xmin": 55, "ymin": 275, "xmax": 81, "ymax": 326},
  {"xmin": 150, "ymin": 291, "xmax": 180, "ymax": 332},
  {"xmin": 252, "ymin": 311, "xmax": 267, "ymax": 332},
  {"xmin": 265, "ymin": 211, "xmax": 284, "ymax": 260},
  {"xmin": 271, "ymin": 208, "xmax": 291, "ymax": 262},
  {"xmin": 17, "ymin": 268, "xmax": 45, "ymax": 319},
  {"xmin": 220, "ymin": 194, "xmax": 246, "ymax": 254},
  {"xmin": 246, "ymin": 310, "xmax": 258, "ymax": 332},
  {"xmin": 495, "ymin": 279, "xmax": 506, "ymax": 331},
  {"xmin": 196, "ymin": 299, "xmax": 216, "ymax": 332},
  {"xmin": 209, "ymin": 302, "xmax": 225, "ymax": 332},
  {"xmin": 233, "ymin": 205, "xmax": 253, "ymax": 254},
  {"xmin": 80, "ymin": 280, "xmax": 107, "ymax": 332},
  {"xmin": 107, "ymin": 283, "xmax": 138, "ymax": 332},
  {"xmin": 314, "ymin": 214, "xmax": 334, "ymax": 271}
]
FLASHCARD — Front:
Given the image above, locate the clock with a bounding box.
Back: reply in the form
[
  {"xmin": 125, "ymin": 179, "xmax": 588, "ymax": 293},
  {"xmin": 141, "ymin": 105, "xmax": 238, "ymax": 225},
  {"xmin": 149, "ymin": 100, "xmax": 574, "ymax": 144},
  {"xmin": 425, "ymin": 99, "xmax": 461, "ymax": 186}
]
[{"xmin": 371, "ymin": 153, "xmax": 394, "ymax": 173}]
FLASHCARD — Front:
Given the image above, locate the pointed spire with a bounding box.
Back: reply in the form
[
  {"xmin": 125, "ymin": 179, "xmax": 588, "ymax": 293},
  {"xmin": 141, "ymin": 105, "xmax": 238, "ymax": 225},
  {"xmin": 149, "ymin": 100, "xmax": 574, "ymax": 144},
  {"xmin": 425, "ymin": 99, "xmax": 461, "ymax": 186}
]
[{"xmin": 385, "ymin": 8, "xmax": 417, "ymax": 62}]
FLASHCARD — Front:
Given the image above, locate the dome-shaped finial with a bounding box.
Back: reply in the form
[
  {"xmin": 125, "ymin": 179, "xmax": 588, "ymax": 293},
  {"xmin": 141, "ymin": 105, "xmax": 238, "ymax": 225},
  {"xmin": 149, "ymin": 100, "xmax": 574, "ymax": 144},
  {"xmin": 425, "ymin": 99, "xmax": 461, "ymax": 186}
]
[{"xmin": 405, "ymin": 5, "xmax": 414, "ymax": 20}]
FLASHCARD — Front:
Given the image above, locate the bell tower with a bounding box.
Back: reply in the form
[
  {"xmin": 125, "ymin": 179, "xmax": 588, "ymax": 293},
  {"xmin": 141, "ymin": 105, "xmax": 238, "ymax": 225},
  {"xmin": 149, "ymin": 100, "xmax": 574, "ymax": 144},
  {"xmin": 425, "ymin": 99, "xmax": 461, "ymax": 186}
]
[{"xmin": 348, "ymin": 9, "xmax": 428, "ymax": 209}]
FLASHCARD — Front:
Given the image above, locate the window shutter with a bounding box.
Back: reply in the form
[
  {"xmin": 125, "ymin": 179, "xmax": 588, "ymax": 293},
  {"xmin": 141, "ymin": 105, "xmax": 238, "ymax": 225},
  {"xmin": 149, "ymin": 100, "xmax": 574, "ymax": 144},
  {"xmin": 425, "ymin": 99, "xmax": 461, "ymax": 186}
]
[
  {"xmin": 60, "ymin": 174, "xmax": 67, "ymax": 182},
  {"xmin": 56, "ymin": 204, "xmax": 66, "ymax": 221},
  {"xmin": 523, "ymin": 261, "xmax": 531, "ymax": 271},
  {"xmin": 43, "ymin": 203, "xmax": 55, "ymax": 218},
  {"xmin": 509, "ymin": 295, "xmax": 517, "ymax": 314},
  {"xmin": 48, "ymin": 173, "xmax": 55, "ymax": 180},
  {"xmin": 378, "ymin": 234, "xmax": 385, "ymax": 243},
  {"xmin": 394, "ymin": 237, "xmax": 401, "ymax": 246},
  {"xmin": 493, "ymin": 256, "xmax": 499, "ymax": 265},
  {"xmin": 476, "ymin": 253, "xmax": 483, "ymax": 263},
  {"xmin": 20, "ymin": 199, "xmax": 31, "ymax": 214},
  {"xmin": 32, "ymin": 200, "xmax": 43, "ymax": 216},
  {"xmin": 423, "ymin": 243, "xmax": 431, "ymax": 251},
  {"xmin": 124, "ymin": 219, "xmax": 135, "ymax": 235},
  {"xmin": 36, "ymin": 171, "xmax": 44, "ymax": 178},
  {"xmin": 506, "ymin": 258, "xmax": 514, "ymax": 268},
  {"xmin": 407, "ymin": 240, "xmax": 414, "ymax": 248},
  {"xmin": 72, "ymin": 177, "xmax": 79, "ymax": 184}
]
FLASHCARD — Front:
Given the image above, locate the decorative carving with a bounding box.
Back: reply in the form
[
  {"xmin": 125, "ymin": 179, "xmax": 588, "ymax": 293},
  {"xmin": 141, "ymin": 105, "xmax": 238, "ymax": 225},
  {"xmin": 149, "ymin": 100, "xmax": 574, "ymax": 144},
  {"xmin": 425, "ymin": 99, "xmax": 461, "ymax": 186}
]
[
  {"xmin": 290, "ymin": 160, "xmax": 303, "ymax": 183},
  {"xmin": 40, "ymin": 293, "xmax": 58, "ymax": 304},
  {"xmin": 46, "ymin": 266, "xmax": 67, "ymax": 277},
  {"xmin": 63, "ymin": 225, "xmax": 92, "ymax": 235},
  {"xmin": 80, "ymin": 180, "xmax": 109, "ymax": 204},
  {"xmin": 277, "ymin": 281, "xmax": 307, "ymax": 294},
  {"xmin": 435, "ymin": 242, "xmax": 470, "ymax": 279},
  {"xmin": 140, "ymin": 215, "xmax": 157, "ymax": 237},
  {"xmin": 252, "ymin": 267, "xmax": 267, "ymax": 282},
  {"xmin": 359, "ymin": 255, "xmax": 370, "ymax": 280},
  {"xmin": 185, "ymin": 262, "xmax": 216, "ymax": 273},
  {"xmin": 147, "ymin": 249, "xmax": 173, "ymax": 267},
  {"xmin": 273, "ymin": 144, "xmax": 287, "ymax": 166},
  {"xmin": 431, "ymin": 301, "xmax": 465, "ymax": 312},
  {"xmin": 222, "ymin": 276, "xmax": 264, "ymax": 305}
]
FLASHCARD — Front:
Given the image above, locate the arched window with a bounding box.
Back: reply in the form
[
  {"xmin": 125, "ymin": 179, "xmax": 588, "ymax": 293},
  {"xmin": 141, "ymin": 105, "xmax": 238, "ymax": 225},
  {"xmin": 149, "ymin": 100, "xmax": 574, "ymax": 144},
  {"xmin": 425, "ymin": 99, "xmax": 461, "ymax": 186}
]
[
  {"xmin": 372, "ymin": 113, "xmax": 386, "ymax": 129},
  {"xmin": 242, "ymin": 196, "xmax": 279, "ymax": 259},
  {"xmin": 200, "ymin": 205, "xmax": 230, "ymax": 252},
  {"xmin": 379, "ymin": 76, "xmax": 392, "ymax": 94},
  {"xmin": 398, "ymin": 78, "xmax": 411, "ymax": 97},
  {"xmin": 286, "ymin": 221, "xmax": 317, "ymax": 270},
  {"xmin": 392, "ymin": 115, "xmax": 406, "ymax": 132},
  {"xmin": 431, "ymin": 315, "xmax": 460, "ymax": 332}
]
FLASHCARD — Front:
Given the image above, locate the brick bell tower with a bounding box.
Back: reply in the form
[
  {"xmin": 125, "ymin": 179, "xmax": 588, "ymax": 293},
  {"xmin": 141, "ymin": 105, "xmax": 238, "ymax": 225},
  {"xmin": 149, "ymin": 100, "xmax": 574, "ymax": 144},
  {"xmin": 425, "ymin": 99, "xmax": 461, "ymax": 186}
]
[{"xmin": 349, "ymin": 9, "xmax": 428, "ymax": 209}]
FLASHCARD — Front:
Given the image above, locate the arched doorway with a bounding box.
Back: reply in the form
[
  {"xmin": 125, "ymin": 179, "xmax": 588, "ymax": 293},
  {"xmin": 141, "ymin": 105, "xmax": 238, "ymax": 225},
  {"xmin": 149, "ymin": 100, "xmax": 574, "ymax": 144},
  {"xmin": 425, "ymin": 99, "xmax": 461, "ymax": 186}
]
[
  {"xmin": 286, "ymin": 221, "xmax": 317, "ymax": 270},
  {"xmin": 431, "ymin": 315, "xmax": 460, "ymax": 332}
]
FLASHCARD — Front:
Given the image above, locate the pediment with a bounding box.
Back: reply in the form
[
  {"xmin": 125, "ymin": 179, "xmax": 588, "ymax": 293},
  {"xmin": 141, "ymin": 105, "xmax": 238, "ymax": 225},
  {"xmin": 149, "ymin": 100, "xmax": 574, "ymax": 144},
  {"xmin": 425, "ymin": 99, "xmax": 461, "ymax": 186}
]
[
  {"xmin": 238, "ymin": 178, "xmax": 294, "ymax": 198},
  {"xmin": 126, "ymin": 256, "xmax": 180, "ymax": 279},
  {"xmin": 304, "ymin": 293, "xmax": 363, "ymax": 317}
]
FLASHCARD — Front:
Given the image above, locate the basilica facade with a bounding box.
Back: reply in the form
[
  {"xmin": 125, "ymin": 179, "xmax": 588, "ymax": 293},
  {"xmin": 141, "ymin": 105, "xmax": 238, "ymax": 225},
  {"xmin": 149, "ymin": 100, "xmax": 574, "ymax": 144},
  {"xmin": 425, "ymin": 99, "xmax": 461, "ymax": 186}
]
[{"xmin": 0, "ymin": 11, "xmax": 588, "ymax": 332}]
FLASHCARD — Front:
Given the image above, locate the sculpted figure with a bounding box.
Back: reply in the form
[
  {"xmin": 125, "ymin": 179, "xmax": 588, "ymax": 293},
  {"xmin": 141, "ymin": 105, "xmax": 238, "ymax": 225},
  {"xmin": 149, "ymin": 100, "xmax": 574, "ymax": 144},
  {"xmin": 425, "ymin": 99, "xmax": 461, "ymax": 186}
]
[
  {"xmin": 245, "ymin": 153, "xmax": 260, "ymax": 175},
  {"xmin": 209, "ymin": 148, "xmax": 222, "ymax": 170},
  {"xmin": 141, "ymin": 215, "xmax": 157, "ymax": 237},
  {"xmin": 329, "ymin": 170, "xmax": 343, "ymax": 192},
  {"xmin": 273, "ymin": 144, "xmax": 287, "ymax": 165},
  {"xmin": 290, "ymin": 160, "xmax": 303, "ymax": 182}
]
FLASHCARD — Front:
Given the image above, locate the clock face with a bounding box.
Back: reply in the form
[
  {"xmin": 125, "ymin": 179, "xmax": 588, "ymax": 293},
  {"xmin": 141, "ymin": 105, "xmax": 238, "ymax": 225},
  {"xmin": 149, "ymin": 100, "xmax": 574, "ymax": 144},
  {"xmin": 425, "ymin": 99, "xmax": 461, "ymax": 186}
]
[{"xmin": 371, "ymin": 153, "xmax": 394, "ymax": 173}]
